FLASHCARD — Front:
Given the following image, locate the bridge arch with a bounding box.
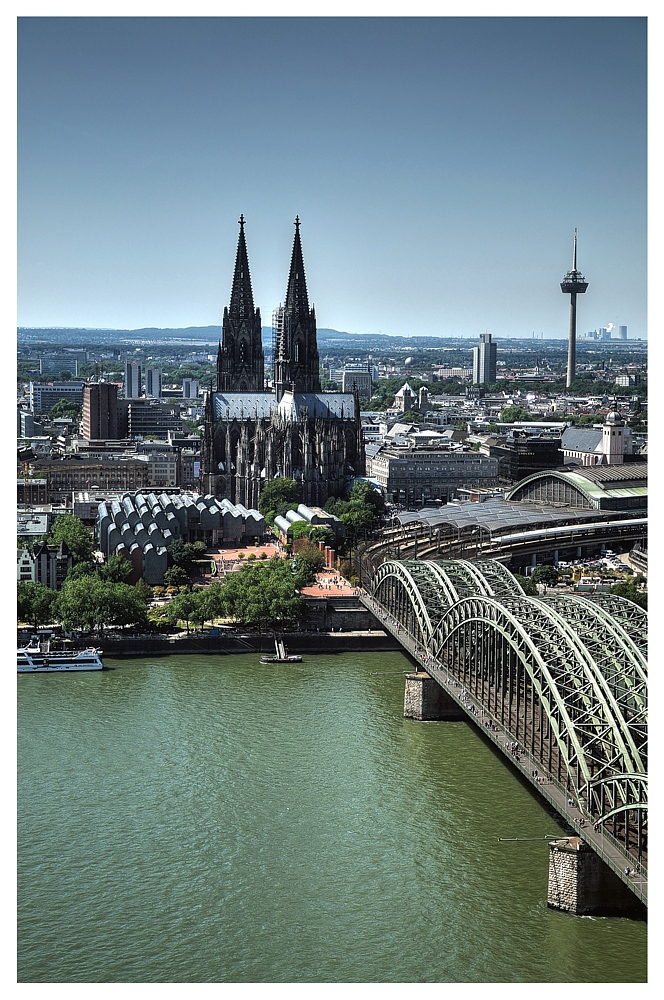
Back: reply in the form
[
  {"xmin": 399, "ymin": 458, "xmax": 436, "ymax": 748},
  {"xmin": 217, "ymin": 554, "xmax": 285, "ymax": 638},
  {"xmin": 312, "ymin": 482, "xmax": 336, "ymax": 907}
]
[
  {"xmin": 369, "ymin": 558, "xmax": 647, "ymax": 853},
  {"xmin": 371, "ymin": 560, "xmax": 452, "ymax": 645}
]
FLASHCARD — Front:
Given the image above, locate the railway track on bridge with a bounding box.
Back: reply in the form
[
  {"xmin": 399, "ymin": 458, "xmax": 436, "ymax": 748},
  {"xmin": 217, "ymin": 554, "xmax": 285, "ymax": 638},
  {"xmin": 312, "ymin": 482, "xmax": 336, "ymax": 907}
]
[{"xmin": 356, "ymin": 516, "xmax": 647, "ymax": 582}]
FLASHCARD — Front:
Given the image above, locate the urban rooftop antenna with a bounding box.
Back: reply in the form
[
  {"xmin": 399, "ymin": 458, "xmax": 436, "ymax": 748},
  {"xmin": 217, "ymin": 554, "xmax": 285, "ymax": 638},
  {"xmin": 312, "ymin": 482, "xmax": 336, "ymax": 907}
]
[{"xmin": 560, "ymin": 228, "xmax": 589, "ymax": 388}]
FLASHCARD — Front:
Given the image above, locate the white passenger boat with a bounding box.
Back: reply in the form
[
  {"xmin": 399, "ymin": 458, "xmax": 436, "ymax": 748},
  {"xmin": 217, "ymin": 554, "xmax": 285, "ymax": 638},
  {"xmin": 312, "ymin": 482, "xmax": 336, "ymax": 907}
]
[{"xmin": 18, "ymin": 637, "xmax": 103, "ymax": 673}]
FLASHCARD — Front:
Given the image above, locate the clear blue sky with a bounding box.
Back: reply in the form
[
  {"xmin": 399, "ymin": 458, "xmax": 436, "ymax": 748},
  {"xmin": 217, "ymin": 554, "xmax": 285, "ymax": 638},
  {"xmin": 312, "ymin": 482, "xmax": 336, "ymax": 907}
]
[{"xmin": 17, "ymin": 15, "xmax": 647, "ymax": 339}]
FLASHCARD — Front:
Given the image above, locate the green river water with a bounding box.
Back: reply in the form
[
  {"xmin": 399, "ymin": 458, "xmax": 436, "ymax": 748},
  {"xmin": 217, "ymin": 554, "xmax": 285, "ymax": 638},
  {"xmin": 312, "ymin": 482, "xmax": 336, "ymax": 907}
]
[{"xmin": 17, "ymin": 652, "xmax": 647, "ymax": 983}]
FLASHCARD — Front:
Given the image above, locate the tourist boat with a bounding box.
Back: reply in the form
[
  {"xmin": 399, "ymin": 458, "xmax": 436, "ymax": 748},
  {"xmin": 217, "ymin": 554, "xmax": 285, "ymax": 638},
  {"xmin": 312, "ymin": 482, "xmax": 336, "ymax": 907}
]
[
  {"xmin": 18, "ymin": 636, "xmax": 103, "ymax": 673},
  {"xmin": 260, "ymin": 636, "xmax": 302, "ymax": 664}
]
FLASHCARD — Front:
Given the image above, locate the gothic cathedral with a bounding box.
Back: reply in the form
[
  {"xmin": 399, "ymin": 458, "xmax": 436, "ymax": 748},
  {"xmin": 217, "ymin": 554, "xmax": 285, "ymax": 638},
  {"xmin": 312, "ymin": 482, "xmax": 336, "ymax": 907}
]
[{"xmin": 202, "ymin": 217, "xmax": 365, "ymax": 507}]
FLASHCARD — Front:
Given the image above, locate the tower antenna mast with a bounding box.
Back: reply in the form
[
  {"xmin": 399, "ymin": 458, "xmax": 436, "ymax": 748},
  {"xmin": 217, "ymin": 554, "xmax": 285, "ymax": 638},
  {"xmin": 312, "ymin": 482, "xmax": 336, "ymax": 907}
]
[{"xmin": 560, "ymin": 228, "xmax": 589, "ymax": 388}]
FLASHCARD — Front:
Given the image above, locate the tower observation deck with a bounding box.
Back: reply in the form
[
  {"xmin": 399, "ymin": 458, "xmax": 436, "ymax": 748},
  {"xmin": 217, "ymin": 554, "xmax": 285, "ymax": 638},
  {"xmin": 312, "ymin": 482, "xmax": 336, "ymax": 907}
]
[{"xmin": 561, "ymin": 228, "xmax": 589, "ymax": 388}]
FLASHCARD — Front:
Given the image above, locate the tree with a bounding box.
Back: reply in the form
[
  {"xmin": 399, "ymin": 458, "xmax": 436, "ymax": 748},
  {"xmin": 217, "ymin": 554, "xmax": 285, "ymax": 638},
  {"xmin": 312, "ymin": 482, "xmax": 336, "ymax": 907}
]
[
  {"xmin": 500, "ymin": 405, "xmax": 529, "ymax": 423},
  {"xmin": 512, "ymin": 573, "xmax": 537, "ymax": 596},
  {"xmin": 166, "ymin": 591, "xmax": 202, "ymax": 632},
  {"xmin": 98, "ymin": 553, "xmax": 133, "ymax": 584},
  {"xmin": 54, "ymin": 577, "xmax": 148, "ymax": 632},
  {"xmin": 134, "ymin": 579, "xmax": 154, "ymax": 604},
  {"xmin": 47, "ymin": 514, "xmax": 93, "ymax": 564},
  {"xmin": 164, "ymin": 566, "xmax": 190, "ymax": 589},
  {"xmin": 102, "ymin": 583, "xmax": 150, "ymax": 628},
  {"xmin": 200, "ymin": 581, "xmax": 226, "ymax": 621},
  {"xmin": 324, "ymin": 497, "xmax": 349, "ymax": 517},
  {"xmin": 339, "ymin": 559, "xmax": 354, "ymax": 582},
  {"xmin": 308, "ymin": 525, "xmax": 334, "ymax": 544},
  {"xmin": 349, "ymin": 480, "xmax": 385, "ymax": 520},
  {"xmin": 339, "ymin": 505, "xmax": 376, "ymax": 539},
  {"xmin": 288, "ymin": 520, "xmax": 333, "ymax": 545},
  {"xmin": 292, "ymin": 538, "xmax": 325, "ymax": 584},
  {"xmin": 17, "ymin": 581, "xmax": 58, "ymax": 628},
  {"xmin": 50, "ymin": 398, "xmax": 81, "ymax": 419},
  {"xmin": 219, "ymin": 557, "xmax": 304, "ymax": 629},
  {"xmin": 335, "ymin": 480, "xmax": 385, "ymax": 542},
  {"xmin": 289, "ymin": 520, "xmax": 315, "ymax": 541},
  {"xmin": 258, "ymin": 478, "xmax": 299, "ymax": 522},
  {"xmin": 609, "ymin": 581, "xmax": 647, "ymax": 611},
  {"xmin": 168, "ymin": 539, "xmax": 207, "ymax": 573},
  {"xmin": 65, "ymin": 561, "xmax": 96, "ymax": 581},
  {"xmin": 532, "ymin": 566, "xmax": 560, "ymax": 586}
]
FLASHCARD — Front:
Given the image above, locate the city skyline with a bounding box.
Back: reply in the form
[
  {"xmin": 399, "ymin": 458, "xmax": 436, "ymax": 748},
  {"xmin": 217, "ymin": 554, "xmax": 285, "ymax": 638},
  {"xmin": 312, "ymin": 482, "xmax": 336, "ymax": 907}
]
[{"xmin": 17, "ymin": 15, "xmax": 647, "ymax": 339}]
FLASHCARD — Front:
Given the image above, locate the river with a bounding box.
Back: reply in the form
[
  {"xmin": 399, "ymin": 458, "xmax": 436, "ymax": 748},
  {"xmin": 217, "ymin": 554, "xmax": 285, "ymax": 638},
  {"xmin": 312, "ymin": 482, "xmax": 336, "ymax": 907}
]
[{"xmin": 17, "ymin": 652, "xmax": 647, "ymax": 983}]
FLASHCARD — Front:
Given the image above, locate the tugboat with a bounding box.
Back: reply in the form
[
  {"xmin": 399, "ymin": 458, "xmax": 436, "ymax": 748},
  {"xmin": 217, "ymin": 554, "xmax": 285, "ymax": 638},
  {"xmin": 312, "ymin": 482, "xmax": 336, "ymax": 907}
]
[{"xmin": 260, "ymin": 635, "xmax": 302, "ymax": 664}]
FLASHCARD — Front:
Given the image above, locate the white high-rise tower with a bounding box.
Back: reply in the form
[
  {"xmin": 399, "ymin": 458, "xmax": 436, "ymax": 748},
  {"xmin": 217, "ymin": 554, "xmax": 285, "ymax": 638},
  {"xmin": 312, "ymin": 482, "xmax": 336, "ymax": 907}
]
[{"xmin": 472, "ymin": 333, "xmax": 497, "ymax": 384}]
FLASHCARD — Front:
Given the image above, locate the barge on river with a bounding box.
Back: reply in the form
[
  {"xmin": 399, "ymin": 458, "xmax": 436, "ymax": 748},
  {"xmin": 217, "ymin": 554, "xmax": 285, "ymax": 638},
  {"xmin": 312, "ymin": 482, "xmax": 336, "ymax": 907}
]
[{"xmin": 260, "ymin": 636, "xmax": 302, "ymax": 664}]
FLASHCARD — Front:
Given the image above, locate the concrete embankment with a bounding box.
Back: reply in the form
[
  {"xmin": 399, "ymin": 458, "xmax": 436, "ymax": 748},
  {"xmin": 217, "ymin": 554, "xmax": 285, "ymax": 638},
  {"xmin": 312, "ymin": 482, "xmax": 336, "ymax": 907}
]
[{"xmin": 101, "ymin": 630, "xmax": 402, "ymax": 659}]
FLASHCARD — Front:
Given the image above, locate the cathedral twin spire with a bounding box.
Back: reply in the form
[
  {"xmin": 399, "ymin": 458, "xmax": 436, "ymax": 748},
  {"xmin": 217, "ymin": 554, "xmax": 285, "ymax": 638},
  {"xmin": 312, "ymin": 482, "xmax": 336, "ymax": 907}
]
[
  {"xmin": 217, "ymin": 214, "xmax": 264, "ymax": 393},
  {"xmin": 217, "ymin": 215, "xmax": 320, "ymax": 399},
  {"xmin": 284, "ymin": 216, "xmax": 310, "ymax": 321},
  {"xmin": 228, "ymin": 214, "xmax": 256, "ymax": 324}
]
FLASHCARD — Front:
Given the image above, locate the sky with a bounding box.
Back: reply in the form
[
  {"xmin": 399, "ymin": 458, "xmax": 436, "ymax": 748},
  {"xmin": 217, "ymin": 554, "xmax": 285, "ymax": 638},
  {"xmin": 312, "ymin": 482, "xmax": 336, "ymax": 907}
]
[{"xmin": 16, "ymin": 12, "xmax": 648, "ymax": 339}]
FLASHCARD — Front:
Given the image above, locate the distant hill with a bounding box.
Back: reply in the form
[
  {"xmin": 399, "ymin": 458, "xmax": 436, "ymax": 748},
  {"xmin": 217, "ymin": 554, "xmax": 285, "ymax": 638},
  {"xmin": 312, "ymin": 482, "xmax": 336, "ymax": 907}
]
[
  {"xmin": 18, "ymin": 325, "xmax": 358, "ymax": 346},
  {"xmin": 18, "ymin": 326, "xmax": 223, "ymax": 344},
  {"xmin": 18, "ymin": 326, "xmax": 644, "ymax": 351},
  {"xmin": 261, "ymin": 326, "xmax": 353, "ymax": 345}
]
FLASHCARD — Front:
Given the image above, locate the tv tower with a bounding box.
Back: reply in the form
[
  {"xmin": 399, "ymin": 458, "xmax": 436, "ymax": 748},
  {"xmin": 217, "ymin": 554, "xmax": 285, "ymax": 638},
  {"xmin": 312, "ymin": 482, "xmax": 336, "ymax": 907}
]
[{"xmin": 560, "ymin": 228, "xmax": 589, "ymax": 388}]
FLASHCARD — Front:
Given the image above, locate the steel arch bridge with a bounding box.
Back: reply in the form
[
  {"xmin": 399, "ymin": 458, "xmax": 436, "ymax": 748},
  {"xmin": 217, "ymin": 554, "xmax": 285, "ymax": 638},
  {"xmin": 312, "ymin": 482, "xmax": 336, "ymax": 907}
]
[{"xmin": 369, "ymin": 558, "xmax": 647, "ymax": 878}]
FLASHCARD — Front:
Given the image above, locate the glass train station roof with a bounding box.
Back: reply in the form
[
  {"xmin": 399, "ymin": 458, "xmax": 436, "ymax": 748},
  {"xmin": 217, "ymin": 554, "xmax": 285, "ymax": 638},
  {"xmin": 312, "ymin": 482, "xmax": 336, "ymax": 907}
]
[{"xmin": 395, "ymin": 500, "xmax": 630, "ymax": 534}]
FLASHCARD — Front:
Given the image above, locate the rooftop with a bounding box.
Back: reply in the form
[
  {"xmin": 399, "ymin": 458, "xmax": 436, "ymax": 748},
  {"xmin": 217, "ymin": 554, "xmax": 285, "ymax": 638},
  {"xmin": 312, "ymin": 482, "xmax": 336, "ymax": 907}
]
[
  {"xmin": 396, "ymin": 499, "xmax": 636, "ymax": 534},
  {"xmin": 564, "ymin": 463, "xmax": 647, "ymax": 486}
]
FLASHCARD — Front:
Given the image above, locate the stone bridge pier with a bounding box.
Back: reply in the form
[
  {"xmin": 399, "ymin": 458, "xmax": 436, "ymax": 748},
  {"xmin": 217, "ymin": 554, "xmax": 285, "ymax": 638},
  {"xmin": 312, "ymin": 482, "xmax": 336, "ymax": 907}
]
[
  {"xmin": 403, "ymin": 672, "xmax": 464, "ymax": 721},
  {"xmin": 547, "ymin": 838, "xmax": 645, "ymax": 918}
]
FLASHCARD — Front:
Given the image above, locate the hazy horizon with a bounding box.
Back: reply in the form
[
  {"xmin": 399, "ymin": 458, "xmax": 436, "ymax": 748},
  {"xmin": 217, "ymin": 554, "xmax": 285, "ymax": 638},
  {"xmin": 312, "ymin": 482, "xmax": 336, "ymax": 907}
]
[{"xmin": 16, "ymin": 322, "xmax": 647, "ymax": 344}]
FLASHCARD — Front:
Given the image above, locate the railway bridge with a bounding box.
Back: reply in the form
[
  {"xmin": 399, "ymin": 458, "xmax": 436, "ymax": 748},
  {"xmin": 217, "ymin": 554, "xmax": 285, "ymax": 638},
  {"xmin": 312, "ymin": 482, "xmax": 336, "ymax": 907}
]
[{"xmin": 360, "ymin": 557, "xmax": 647, "ymax": 914}]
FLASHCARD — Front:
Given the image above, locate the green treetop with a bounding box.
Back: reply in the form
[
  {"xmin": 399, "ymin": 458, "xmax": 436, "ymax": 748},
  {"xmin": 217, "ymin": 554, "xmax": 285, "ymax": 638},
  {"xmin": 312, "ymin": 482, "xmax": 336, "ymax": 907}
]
[
  {"xmin": 47, "ymin": 513, "xmax": 93, "ymax": 564},
  {"xmin": 218, "ymin": 556, "xmax": 304, "ymax": 629},
  {"xmin": 609, "ymin": 580, "xmax": 647, "ymax": 611},
  {"xmin": 55, "ymin": 577, "xmax": 148, "ymax": 632},
  {"xmin": 17, "ymin": 581, "xmax": 58, "ymax": 629},
  {"xmin": 258, "ymin": 478, "xmax": 299, "ymax": 523}
]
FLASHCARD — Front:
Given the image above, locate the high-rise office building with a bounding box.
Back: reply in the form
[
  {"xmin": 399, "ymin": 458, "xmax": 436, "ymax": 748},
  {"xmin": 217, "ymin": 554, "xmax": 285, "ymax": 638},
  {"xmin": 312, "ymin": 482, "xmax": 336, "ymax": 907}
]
[
  {"xmin": 124, "ymin": 362, "xmax": 142, "ymax": 398},
  {"xmin": 145, "ymin": 368, "xmax": 162, "ymax": 398},
  {"xmin": 341, "ymin": 367, "xmax": 372, "ymax": 397},
  {"xmin": 82, "ymin": 383, "xmax": 119, "ymax": 441},
  {"xmin": 29, "ymin": 382, "xmax": 84, "ymax": 413},
  {"xmin": 472, "ymin": 333, "xmax": 497, "ymax": 385},
  {"xmin": 182, "ymin": 379, "xmax": 200, "ymax": 399},
  {"xmin": 122, "ymin": 399, "xmax": 182, "ymax": 439},
  {"xmin": 40, "ymin": 356, "xmax": 81, "ymax": 376}
]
